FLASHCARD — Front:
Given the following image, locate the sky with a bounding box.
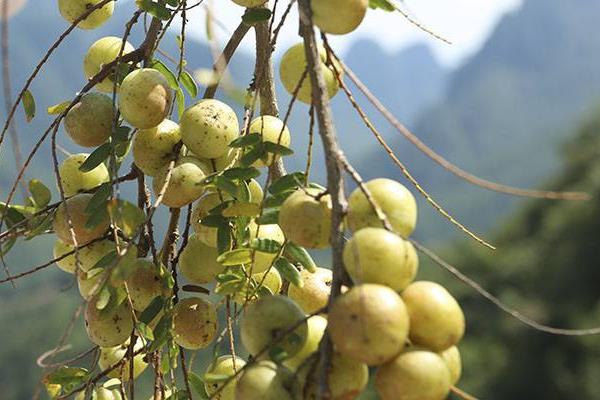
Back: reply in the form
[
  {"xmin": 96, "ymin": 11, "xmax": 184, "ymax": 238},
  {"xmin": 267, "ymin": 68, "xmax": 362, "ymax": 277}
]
[{"xmin": 184, "ymin": 0, "xmax": 523, "ymax": 68}]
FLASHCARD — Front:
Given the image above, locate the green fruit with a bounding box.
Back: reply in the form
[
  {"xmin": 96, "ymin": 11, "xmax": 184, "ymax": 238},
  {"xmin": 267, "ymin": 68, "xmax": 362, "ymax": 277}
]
[
  {"xmin": 375, "ymin": 349, "xmax": 451, "ymax": 400},
  {"xmin": 347, "ymin": 178, "xmax": 417, "ymax": 238},
  {"xmin": 279, "ymin": 43, "xmax": 340, "ymax": 104},
  {"xmin": 440, "ymin": 345, "xmax": 462, "ymax": 385},
  {"xmin": 247, "ymin": 115, "xmax": 291, "ymax": 167},
  {"xmin": 54, "ymin": 238, "xmax": 114, "ymax": 273},
  {"xmin": 200, "ymin": 148, "xmax": 240, "ymax": 173},
  {"xmin": 133, "ymin": 119, "xmax": 182, "ymax": 176},
  {"xmin": 58, "ymin": 0, "xmax": 114, "ymax": 30},
  {"xmin": 98, "ymin": 338, "xmax": 148, "ymax": 381},
  {"xmin": 248, "ymin": 179, "xmax": 264, "ymax": 204},
  {"xmin": 311, "ymin": 0, "xmax": 368, "ymax": 35},
  {"xmin": 54, "ymin": 193, "xmax": 110, "ymax": 245},
  {"xmin": 204, "ymin": 355, "xmax": 247, "ymax": 400},
  {"xmin": 343, "ymin": 227, "xmax": 417, "ymax": 291},
  {"xmin": 284, "ymin": 315, "xmax": 327, "ymax": 371},
  {"xmin": 64, "ymin": 93, "xmax": 115, "ymax": 147},
  {"xmin": 240, "ymin": 295, "xmax": 308, "ymax": 358},
  {"xmin": 232, "ymin": 269, "xmax": 283, "ymax": 305},
  {"xmin": 401, "ymin": 281, "xmax": 465, "ymax": 352},
  {"xmin": 59, "ymin": 153, "xmax": 110, "ymax": 197},
  {"xmin": 231, "ymin": 0, "xmax": 266, "ymax": 7},
  {"xmin": 85, "ymin": 295, "xmax": 133, "ymax": 347},
  {"xmin": 179, "ymin": 234, "xmax": 224, "ymax": 284},
  {"xmin": 251, "ymin": 224, "xmax": 285, "ymax": 274},
  {"xmin": 287, "ymin": 267, "xmax": 331, "ymax": 314},
  {"xmin": 126, "ymin": 259, "xmax": 165, "ymax": 312},
  {"xmin": 172, "ymin": 297, "xmax": 218, "ymax": 350},
  {"xmin": 236, "ymin": 361, "xmax": 294, "ymax": 400},
  {"xmin": 119, "ymin": 68, "xmax": 173, "ymax": 129},
  {"xmin": 152, "ymin": 156, "xmax": 209, "ymax": 208},
  {"xmin": 279, "ymin": 188, "xmax": 331, "ymax": 249},
  {"xmin": 83, "ymin": 36, "xmax": 134, "ymax": 93},
  {"xmin": 191, "ymin": 193, "xmax": 226, "ymax": 247},
  {"xmin": 77, "ymin": 268, "xmax": 107, "ymax": 300},
  {"xmin": 180, "ymin": 99, "xmax": 239, "ymax": 159},
  {"xmin": 328, "ymin": 284, "xmax": 409, "ymax": 365}
]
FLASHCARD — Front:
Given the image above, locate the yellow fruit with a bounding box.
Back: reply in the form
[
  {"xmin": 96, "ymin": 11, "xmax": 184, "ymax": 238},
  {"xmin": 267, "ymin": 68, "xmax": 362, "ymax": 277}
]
[
  {"xmin": 58, "ymin": 0, "xmax": 114, "ymax": 30},
  {"xmin": 191, "ymin": 193, "xmax": 226, "ymax": 247},
  {"xmin": 440, "ymin": 345, "xmax": 462, "ymax": 385},
  {"xmin": 283, "ymin": 315, "xmax": 327, "ymax": 371},
  {"xmin": 248, "ymin": 179, "xmax": 264, "ymax": 204},
  {"xmin": 231, "ymin": 0, "xmax": 266, "ymax": 7},
  {"xmin": 54, "ymin": 193, "xmax": 110, "ymax": 245},
  {"xmin": 85, "ymin": 296, "xmax": 133, "ymax": 347},
  {"xmin": 119, "ymin": 68, "xmax": 173, "ymax": 129},
  {"xmin": 401, "ymin": 281, "xmax": 465, "ymax": 352},
  {"xmin": 279, "ymin": 188, "xmax": 331, "ymax": 249},
  {"xmin": 204, "ymin": 355, "xmax": 247, "ymax": 400},
  {"xmin": 287, "ymin": 267, "xmax": 331, "ymax": 314},
  {"xmin": 343, "ymin": 227, "xmax": 417, "ymax": 291},
  {"xmin": 251, "ymin": 224, "xmax": 285, "ymax": 274},
  {"xmin": 179, "ymin": 234, "xmax": 224, "ymax": 284},
  {"xmin": 247, "ymin": 115, "xmax": 291, "ymax": 167},
  {"xmin": 64, "ymin": 93, "xmax": 115, "ymax": 147},
  {"xmin": 53, "ymin": 238, "xmax": 114, "ymax": 274},
  {"xmin": 180, "ymin": 99, "xmax": 239, "ymax": 159},
  {"xmin": 172, "ymin": 297, "xmax": 218, "ymax": 350},
  {"xmin": 59, "ymin": 153, "xmax": 110, "ymax": 197},
  {"xmin": 83, "ymin": 37, "xmax": 134, "ymax": 93},
  {"xmin": 201, "ymin": 148, "xmax": 240, "ymax": 173},
  {"xmin": 328, "ymin": 284, "xmax": 409, "ymax": 365},
  {"xmin": 133, "ymin": 119, "xmax": 182, "ymax": 176},
  {"xmin": 152, "ymin": 156, "xmax": 209, "ymax": 208},
  {"xmin": 311, "ymin": 0, "xmax": 368, "ymax": 35},
  {"xmin": 98, "ymin": 338, "xmax": 148, "ymax": 381},
  {"xmin": 347, "ymin": 178, "xmax": 417, "ymax": 238},
  {"xmin": 126, "ymin": 259, "xmax": 166, "ymax": 312},
  {"xmin": 236, "ymin": 361, "xmax": 294, "ymax": 400}
]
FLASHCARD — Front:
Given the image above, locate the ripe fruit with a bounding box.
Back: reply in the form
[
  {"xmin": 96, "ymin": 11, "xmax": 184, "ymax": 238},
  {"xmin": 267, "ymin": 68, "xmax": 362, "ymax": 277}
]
[
  {"xmin": 287, "ymin": 267, "xmax": 332, "ymax": 314},
  {"xmin": 133, "ymin": 119, "xmax": 181, "ymax": 176},
  {"xmin": 279, "ymin": 188, "xmax": 331, "ymax": 249},
  {"xmin": 401, "ymin": 281, "xmax": 465, "ymax": 352},
  {"xmin": 53, "ymin": 238, "xmax": 114, "ymax": 273},
  {"xmin": 98, "ymin": 339, "xmax": 148, "ymax": 381},
  {"xmin": 59, "ymin": 153, "xmax": 110, "ymax": 197},
  {"xmin": 375, "ymin": 349, "xmax": 451, "ymax": 400},
  {"xmin": 85, "ymin": 296, "xmax": 133, "ymax": 347},
  {"xmin": 347, "ymin": 178, "xmax": 417, "ymax": 238},
  {"xmin": 343, "ymin": 227, "xmax": 417, "ymax": 291},
  {"xmin": 247, "ymin": 115, "xmax": 291, "ymax": 167},
  {"xmin": 328, "ymin": 284, "xmax": 409, "ymax": 365},
  {"xmin": 64, "ymin": 93, "xmax": 114, "ymax": 147},
  {"xmin": 232, "ymin": 269, "xmax": 283, "ymax": 305},
  {"xmin": 119, "ymin": 68, "xmax": 173, "ymax": 129},
  {"xmin": 77, "ymin": 268, "xmax": 107, "ymax": 300},
  {"xmin": 440, "ymin": 345, "xmax": 462, "ymax": 385},
  {"xmin": 54, "ymin": 193, "xmax": 110, "ymax": 245},
  {"xmin": 83, "ymin": 37, "xmax": 134, "ymax": 93},
  {"xmin": 179, "ymin": 234, "xmax": 224, "ymax": 284},
  {"xmin": 202, "ymin": 148, "xmax": 239, "ymax": 172},
  {"xmin": 231, "ymin": 0, "xmax": 266, "ymax": 7},
  {"xmin": 172, "ymin": 297, "xmax": 218, "ymax": 350},
  {"xmin": 180, "ymin": 99, "xmax": 239, "ymax": 159},
  {"xmin": 240, "ymin": 295, "xmax": 308, "ymax": 358},
  {"xmin": 279, "ymin": 43, "xmax": 340, "ymax": 104},
  {"xmin": 152, "ymin": 156, "xmax": 209, "ymax": 208},
  {"xmin": 311, "ymin": 0, "xmax": 368, "ymax": 35},
  {"xmin": 235, "ymin": 361, "xmax": 294, "ymax": 400},
  {"xmin": 283, "ymin": 315, "xmax": 327, "ymax": 371},
  {"xmin": 126, "ymin": 259, "xmax": 165, "ymax": 312},
  {"xmin": 58, "ymin": 0, "xmax": 114, "ymax": 30},
  {"xmin": 204, "ymin": 355, "xmax": 246, "ymax": 400},
  {"xmin": 191, "ymin": 193, "xmax": 226, "ymax": 247},
  {"xmin": 251, "ymin": 224, "xmax": 285, "ymax": 274}
]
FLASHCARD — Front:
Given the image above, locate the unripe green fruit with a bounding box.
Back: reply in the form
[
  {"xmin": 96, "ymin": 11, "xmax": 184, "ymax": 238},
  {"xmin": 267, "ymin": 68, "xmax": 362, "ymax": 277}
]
[
  {"xmin": 440, "ymin": 345, "xmax": 462, "ymax": 385},
  {"xmin": 59, "ymin": 153, "xmax": 110, "ymax": 197},
  {"xmin": 347, "ymin": 178, "xmax": 417, "ymax": 238},
  {"xmin": 375, "ymin": 349, "xmax": 451, "ymax": 400},
  {"xmin": 231, "ymin": 0, "xmax": 266, "ymax": 7},
  {"xmin": 85, "ymin": 296, "xmax": 133, "ymax": 347},
  {"xmin": 98, "ymin": 338, "xmax": 148, "ymax": 381},
  {"xmin": 152, "ymin": 156, "xmax": 209, "ymax": 208},
  {"xmin": 284, "ymin": 315, "xmax": 327, "ymax": 371},
  {"xmin": 83, "ymin": 37, "xmax": 134, "ymax": 93},
  {"xmin": 328, "ymin": 284, "xmax": 409, "ymax": 365},
  {"xmin": 126, "ymin": 259, "xmax": 165, "ymax": 312},
  {"xmin": 77, "ymin": 268, "xmax": 106, "ymax": 300},
  {"xmin": 54, "ymin": 194, "xmax": 110, "ymax": 245},
  {"xmin": 133, "ymin": 119, "xmax": 181, "ymax": 176},
  {"xmin": 287, "ymin": 267, "xmax": 331, "ymax": 314},
  {"xmin": 58, "ymin": 0, "xmax": 114, "ymax": 30},
  {"xmin": 247, "ymin": 115, "xmax": 291, "ymax": 167},
  {"xmin": 204, "ymin": 355, "xmax": 247, "ymax": 400},
  {"xmin": 279, "ymin": 188, "xmax": 331, "ymax": 249},
  {"xmin": 172, "ymin": 297, "xmax": 218, "ymax": 350},
  {"xmin": 401, "ymin": 281, "xmax": 465, "ymax": 352},
  {"xmin": 240, "ymin": 295, "xmax": 308, "ymax": 358},
  {"xmin": 236, "ymin": 361, "xmax": 294, "ymax": 400},
  {"xmin": 311, "ymin": 0, "xmax": 368, "ymax": 35},
  {"xmin": 179, "ymin": 234, "xmax": 224, "ymax": 284},
  {"xmin": 279, "ymin": 43, "xmax": 340, "ymax": 104},
  {"xmin": 119, "ymin": 68, "xmax": 173, "ymax": 129},
  {"xmin": 251, "ymin": 224, "xmax": 285, "ymax": 273},
  {"xmin": 191, "ymin": 193, "xmax": 225, "ymax": 247},
  {"xmin": 180, "ymin": 99, "xmax": 239, "ymax": 159},
  {"xmin": 54, "ymin": 239, "xmax": 114, "ymax": 274},
  {"xmin": 343, "ymin": 227, "xmax": 417, "ymax": 291},
  {"xmin": 232, "ymin": 269, "xmax": 283, "ymax": 305},
  {"xmin": 65, "ymin": 93, "xmax": 115, "ymax": 147}
]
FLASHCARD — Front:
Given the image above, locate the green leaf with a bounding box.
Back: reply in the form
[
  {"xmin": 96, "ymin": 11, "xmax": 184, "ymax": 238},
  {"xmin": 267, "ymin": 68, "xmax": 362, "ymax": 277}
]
[
  {"xmin": 29, "ymin": 179, "xmax": 51, "ymax": 208},
  {"xmin": 176, "ymin": 87, "xmax": 185, "ymax": 120},
  {"xmin": 148, "ymin": 315, "xmax": 172, "ymax": 352},
  {"xmin": 136, "ymin": 0, "xmax": 172, "ymax": 20},
  {"xmin": 222, "ymin": 202, "xmax": 261, "ymax": 218},
  {"xmin": 221, "ymin": 167, "xmax": 260, "ymax": 181},
  {"xmin": 45, "ymin": 366, "xmax": 89, "ymax": 386},
  {"xmin": 263, "ymin": 191, "xmax": 294, "ymax": 208},
  {"xmin": 239, "ymin": 145, "xmax": 266, "ymax": 167},
  {"xmin": 22, "ymin": 90, "xmax": 36, "ymax": 122},
  {"xmin": 268, "ymin": 172, "xmax": 305, "ymax": 194},
  {"xmin": 140, "ymin": 296, "xmax": 164, "ymax": 324},
  {"xmin": 242, "ymin": 8, "xmax": 272, "ymax": 24},
  {"xmin": 151, "ymin": 59, "xmax": 179, "ymax": 90},
  {"xmin": 26, "ymin": 212, "xmax": 54, "ymax": 240},
  {"xmin": 268, "ymin": 346, "xmax": 289, "ymax": 363},
  {"xmin": 90, "ymin": 250, "xmax": 118, "ymax": 271},
  {"xmin": 202, "ymin": 373, "xmax": 231, "ymax": 383},
  {"xmin": 217, "ymin": 248, "xmax": 253, "ymax": 266},
  {"xmin": 112, "ymin": 126, "xmax": 131, "ymax": 142},
  {"xmin": 274, "ymin": 258, "xmax": 303, "ymax": 287},
  {"xmin": 47, "ymin": 101, "xmax": 71, "ymax": 115},
  {"xmin": 284, "ymin": 242, "xmax": 317, "ymax": 273},
  {"xmin": 262, "ymin": 142, "xmax": 293, "ymax": 156},
  {"xmin": 217, "ymin": 224, "xmax": 232, "ymax": 255},
  {"xmin": 200, "ymin": 214, "xmax": 228, "ymax": 228},
  {"xmin": 229, "ymin": 133, "xmax": 262, "ymax": 148},
  {"xmin": 214, "ymin": 176, "xmax": 239, "ymax": 199},
  {"xmin": 85, "ymin": 204, "xmax": 109, "ymax": 229},
  {"xmin": 189, "ymin": 372, "xmax": 208, "ymax": 398},
  {"xmin": 79, "ymin": 143, "xmax": 111, "ymax": 172},
  {"xmin": 110, "ymin": 248, "xmax": 138, "ymax": 284},
  {"xmin": 95, "ymin": 286, "xmax": 111, "ymax": 310},
  {"xmin": 251, "ymin": 238, "xmax": 282, "ymax": 254},
  {"xmin": 166, "ymin": 0, "xmax": 179, "ymax": 6},
  {"xmin": 107, "ymin": 199, "xmax": 146, "ymax": 238},
  {"xmin": 255, "ymin": 209, "xmax": 279, "ymax": 225},
  {"xmin": 86, "ymin": 183, "xmax": 111, "ymax": 214},
  {"xmin": 180, "ymin": 70, "xmax": 198, "ymax": 98},
  {"xmin": 369, "ymin": 0, "xmax": 395, "ymax": 11},
  {"xmin": 136, "ymin": 321, "xmax": 155, "ymax": 341}
]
